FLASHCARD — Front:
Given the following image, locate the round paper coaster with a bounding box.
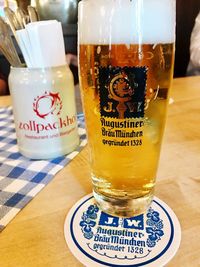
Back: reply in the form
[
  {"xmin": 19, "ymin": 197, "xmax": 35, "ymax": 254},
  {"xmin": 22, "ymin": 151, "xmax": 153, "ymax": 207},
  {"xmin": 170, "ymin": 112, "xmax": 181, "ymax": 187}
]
[{"xmin": 64, "ymin": 194, "xmax": 181, "ymax": 267}]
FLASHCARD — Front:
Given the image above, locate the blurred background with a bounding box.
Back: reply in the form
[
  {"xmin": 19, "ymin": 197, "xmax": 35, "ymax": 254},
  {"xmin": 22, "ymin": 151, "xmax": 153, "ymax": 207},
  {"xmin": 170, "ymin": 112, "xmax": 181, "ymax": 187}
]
[{"xmin": 0, "ymin": 0, "xmax": 200, "ymax": 95}]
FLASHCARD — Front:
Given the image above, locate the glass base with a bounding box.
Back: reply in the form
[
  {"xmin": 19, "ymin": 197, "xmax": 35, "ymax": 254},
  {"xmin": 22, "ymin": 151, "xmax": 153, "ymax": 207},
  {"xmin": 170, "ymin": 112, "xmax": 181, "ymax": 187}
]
[{"xmin": 93, "ymin": 190, "xmax": 153, "ymax": 217}]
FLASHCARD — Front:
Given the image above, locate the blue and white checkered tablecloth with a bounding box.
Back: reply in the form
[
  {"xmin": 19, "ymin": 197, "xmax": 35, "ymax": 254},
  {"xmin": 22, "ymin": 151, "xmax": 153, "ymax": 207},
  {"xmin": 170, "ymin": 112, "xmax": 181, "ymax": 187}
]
[{"xmin": 0, "ymin": 107, "xmax": 87, "ymax": 232}]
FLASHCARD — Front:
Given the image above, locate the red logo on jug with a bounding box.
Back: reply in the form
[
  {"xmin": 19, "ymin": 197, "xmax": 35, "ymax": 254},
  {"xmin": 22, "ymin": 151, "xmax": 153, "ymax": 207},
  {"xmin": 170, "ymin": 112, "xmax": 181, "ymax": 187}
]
[
  {"xmin": 18, "ymin": 91, "xmax": 76, "ymax": 134},
  {"xmin": 33, "ymin": 91, "xmax": 62, "ymax": 119}
]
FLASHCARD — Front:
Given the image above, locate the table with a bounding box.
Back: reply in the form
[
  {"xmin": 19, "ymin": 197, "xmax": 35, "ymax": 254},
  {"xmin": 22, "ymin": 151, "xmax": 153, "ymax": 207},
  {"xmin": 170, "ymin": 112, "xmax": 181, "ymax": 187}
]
[{"xmin": 0, "ymin": 76, "xmax": 199, "ymax": 267}]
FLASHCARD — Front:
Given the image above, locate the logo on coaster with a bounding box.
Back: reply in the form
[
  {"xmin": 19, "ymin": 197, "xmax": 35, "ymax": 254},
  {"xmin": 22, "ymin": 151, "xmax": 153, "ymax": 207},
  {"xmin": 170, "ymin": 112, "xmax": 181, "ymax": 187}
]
[
  {"xmin": 64, "ymin": 194, "xmax": 181, "ymax": 267},
  {"xmin": 33, "ymin": 91, "xmax": 63, "ymax": 119}
]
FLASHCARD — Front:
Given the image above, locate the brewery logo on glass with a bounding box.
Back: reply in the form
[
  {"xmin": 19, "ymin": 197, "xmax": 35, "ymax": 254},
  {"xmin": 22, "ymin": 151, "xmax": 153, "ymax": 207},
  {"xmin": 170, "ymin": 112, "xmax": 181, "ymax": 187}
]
[
  {"xmin": 64, "ymin": 194, "xmax": 181, "ymax": 267},
  {"xmin": 99, "ymin": 66, "xmax": 147, "ymax": 119},
  {"xmin": 33, "ymin": 91, "xmax": 63, "ymax": 119}
]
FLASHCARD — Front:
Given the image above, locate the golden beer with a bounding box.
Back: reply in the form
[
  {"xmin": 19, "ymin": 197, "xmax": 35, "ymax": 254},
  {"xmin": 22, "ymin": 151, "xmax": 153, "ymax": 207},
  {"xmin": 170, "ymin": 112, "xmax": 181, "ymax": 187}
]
[{"xmin": 78, "ymin": 0, "xmax": 175, "ymax": 216}]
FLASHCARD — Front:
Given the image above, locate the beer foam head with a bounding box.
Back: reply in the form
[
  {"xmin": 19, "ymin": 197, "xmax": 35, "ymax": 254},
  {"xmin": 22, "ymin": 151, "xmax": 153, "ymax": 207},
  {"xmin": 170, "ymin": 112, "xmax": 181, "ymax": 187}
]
[{"xmin": 78, "ymin": 0, "xmax": 176, "ymax": 44}]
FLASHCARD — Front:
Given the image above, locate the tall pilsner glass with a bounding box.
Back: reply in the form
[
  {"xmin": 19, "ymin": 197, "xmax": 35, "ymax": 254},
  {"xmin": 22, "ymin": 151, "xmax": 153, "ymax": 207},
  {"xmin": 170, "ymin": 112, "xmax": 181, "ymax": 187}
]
[{"xmin": 78, "ymin": 0, "xmax": 175, "ymax": 216}]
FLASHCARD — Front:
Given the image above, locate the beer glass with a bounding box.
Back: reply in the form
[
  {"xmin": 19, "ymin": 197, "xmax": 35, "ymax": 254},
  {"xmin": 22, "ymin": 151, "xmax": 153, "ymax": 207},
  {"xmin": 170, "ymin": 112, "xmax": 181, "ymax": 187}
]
[{"xmin": 78, "ymin": 0, "xmax": 175, "ymax": 216}]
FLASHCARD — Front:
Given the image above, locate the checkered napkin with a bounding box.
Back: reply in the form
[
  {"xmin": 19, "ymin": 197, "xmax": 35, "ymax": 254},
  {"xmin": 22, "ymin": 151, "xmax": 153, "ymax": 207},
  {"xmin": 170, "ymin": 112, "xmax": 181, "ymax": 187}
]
[{"xmin": 0, "ymin": 107, "xmax": 87, "ymax": 232}]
